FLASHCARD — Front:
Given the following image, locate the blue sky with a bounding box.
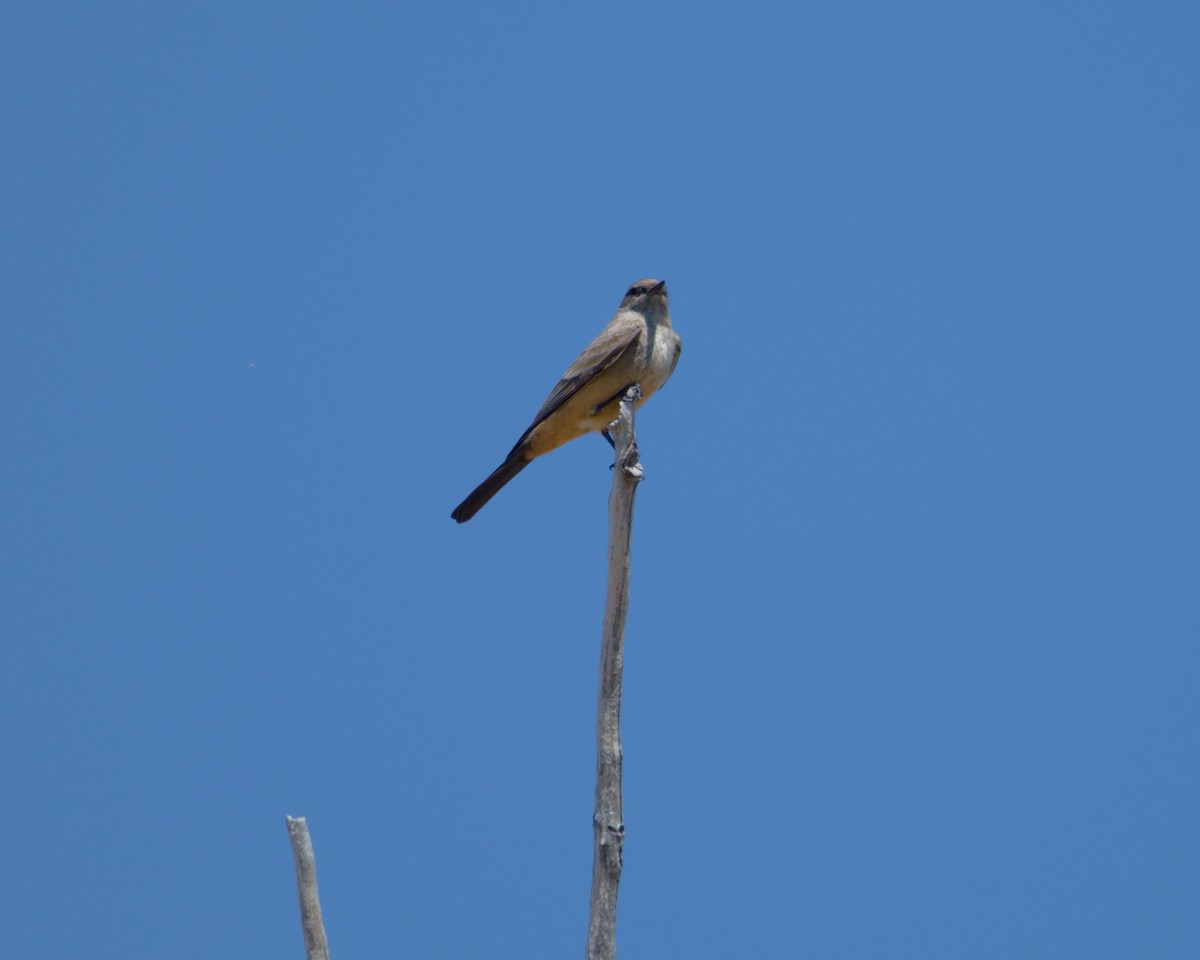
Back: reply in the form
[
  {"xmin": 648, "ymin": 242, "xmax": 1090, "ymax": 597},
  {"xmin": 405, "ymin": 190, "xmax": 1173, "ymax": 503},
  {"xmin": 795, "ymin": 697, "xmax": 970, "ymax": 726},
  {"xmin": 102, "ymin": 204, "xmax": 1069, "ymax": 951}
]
[{"xmin": 3, "ymin": 2, "xmax": 1197, "ymax": 957}]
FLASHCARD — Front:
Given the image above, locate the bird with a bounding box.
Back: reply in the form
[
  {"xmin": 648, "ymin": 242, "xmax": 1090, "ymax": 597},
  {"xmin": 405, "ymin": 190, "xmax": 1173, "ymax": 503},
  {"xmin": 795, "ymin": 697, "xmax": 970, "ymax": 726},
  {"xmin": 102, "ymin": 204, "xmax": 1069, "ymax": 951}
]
[{"xmin": 451, "ymin": 278, "xmax": 682, "ymax": 523}]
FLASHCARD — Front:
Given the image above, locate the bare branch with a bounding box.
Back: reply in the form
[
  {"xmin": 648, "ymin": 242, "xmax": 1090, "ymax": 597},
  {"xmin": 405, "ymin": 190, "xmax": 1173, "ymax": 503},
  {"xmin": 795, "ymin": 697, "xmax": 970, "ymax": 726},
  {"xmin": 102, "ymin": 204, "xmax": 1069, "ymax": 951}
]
[
  {"xmin": 286, "ymin": 816, "xmax": 331, "ymax": 960},
  {"xmin": 586, "ymin": 384, "xmax": 643, "ymax": 960}
]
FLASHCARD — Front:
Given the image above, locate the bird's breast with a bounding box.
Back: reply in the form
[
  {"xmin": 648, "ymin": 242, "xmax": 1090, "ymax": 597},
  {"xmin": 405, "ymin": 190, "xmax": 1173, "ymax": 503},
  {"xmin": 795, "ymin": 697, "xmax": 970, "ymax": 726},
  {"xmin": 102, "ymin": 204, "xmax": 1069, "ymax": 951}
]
[{"xmin": 636, "ymin": 323, "xmax": 681, "ymax": 402}]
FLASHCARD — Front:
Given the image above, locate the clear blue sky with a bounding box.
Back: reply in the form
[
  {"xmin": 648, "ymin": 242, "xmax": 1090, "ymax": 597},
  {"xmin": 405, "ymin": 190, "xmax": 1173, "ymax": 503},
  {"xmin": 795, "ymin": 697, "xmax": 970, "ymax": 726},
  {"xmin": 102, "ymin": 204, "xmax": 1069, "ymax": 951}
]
[{"xmin": 3, "ymin": 2, "xmax": 1196, "ymax": 957}]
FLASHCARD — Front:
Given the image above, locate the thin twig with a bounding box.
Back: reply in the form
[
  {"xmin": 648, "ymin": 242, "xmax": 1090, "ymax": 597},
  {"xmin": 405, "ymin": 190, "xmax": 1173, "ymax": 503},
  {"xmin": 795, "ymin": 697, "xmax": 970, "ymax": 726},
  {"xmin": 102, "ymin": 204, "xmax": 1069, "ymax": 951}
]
[
  {"xmin": 586, "ymin": 384, "xmax": 643, "ymax": 960},
  {"xmin": 286, "ymin": 816, "xmax": 331, "ymax": 960}
]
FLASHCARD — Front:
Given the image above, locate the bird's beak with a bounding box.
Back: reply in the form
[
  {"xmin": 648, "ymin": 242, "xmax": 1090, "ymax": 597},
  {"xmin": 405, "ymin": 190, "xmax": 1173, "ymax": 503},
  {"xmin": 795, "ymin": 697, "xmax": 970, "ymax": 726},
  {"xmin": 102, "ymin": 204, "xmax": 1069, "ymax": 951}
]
[{"xmin": 649, "ymin": 280, "xmax": 667, "ymax": 295}]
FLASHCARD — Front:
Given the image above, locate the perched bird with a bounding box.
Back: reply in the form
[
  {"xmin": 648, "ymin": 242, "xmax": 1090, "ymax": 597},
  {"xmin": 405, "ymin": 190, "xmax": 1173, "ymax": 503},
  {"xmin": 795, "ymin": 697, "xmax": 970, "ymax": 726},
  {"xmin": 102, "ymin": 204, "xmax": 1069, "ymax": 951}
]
[{"xmin": 451, "ymin": 278, "xmax": 682, "ymax": 523}]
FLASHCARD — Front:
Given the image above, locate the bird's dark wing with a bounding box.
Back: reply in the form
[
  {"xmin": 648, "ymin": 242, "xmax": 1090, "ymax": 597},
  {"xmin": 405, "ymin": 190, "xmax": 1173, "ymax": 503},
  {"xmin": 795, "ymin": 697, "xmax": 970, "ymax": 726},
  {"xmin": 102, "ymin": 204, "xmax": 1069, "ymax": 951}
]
[{"xmin": 523, "ymin": 315, "xmax": 643, "ymax": 433}]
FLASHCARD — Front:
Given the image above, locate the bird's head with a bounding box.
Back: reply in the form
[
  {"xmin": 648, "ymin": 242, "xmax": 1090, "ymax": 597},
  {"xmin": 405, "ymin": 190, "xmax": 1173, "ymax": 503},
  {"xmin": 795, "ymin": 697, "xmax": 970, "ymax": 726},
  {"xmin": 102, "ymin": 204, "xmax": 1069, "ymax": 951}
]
[{"xmin": 621, "ymin": 278, "xmax": 668, "ymax": 312}]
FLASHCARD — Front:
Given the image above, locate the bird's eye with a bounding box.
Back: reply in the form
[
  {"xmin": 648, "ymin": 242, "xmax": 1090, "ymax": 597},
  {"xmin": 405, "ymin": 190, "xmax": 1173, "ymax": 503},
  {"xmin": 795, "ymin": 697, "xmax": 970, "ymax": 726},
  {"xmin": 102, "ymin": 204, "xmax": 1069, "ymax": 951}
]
[{"xmin": 628, "ymin": 285, "xmax": 644, "ymax": 296}]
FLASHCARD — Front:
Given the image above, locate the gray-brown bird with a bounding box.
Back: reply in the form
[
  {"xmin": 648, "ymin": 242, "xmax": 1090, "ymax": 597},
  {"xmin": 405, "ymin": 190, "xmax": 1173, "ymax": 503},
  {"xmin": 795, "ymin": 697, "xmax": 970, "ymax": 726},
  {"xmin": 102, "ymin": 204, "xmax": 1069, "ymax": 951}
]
[{"xmin": 451, "ymin": 278, "xmax": 681, "ymax": 523}]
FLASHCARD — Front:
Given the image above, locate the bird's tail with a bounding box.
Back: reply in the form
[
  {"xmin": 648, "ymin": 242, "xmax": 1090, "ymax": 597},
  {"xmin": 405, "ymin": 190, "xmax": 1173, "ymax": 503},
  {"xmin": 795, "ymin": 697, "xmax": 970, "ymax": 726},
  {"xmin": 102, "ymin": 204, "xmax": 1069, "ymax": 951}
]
[{"xmin": 451, "ymin": 454, "xmax": 530, "ymax": 523}]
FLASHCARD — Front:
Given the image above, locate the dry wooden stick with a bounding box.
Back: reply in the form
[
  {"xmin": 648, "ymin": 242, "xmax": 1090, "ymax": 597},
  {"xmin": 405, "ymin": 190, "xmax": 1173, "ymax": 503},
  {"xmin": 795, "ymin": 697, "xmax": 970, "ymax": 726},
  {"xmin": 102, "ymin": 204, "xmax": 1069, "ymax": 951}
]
[
  {"xmin": 286, "ymin": 816, "xmax": 331, "ymax": 960},
  {"xmin": 586, "ymin": 385, "xmax": 643, "ymax": 960}
]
